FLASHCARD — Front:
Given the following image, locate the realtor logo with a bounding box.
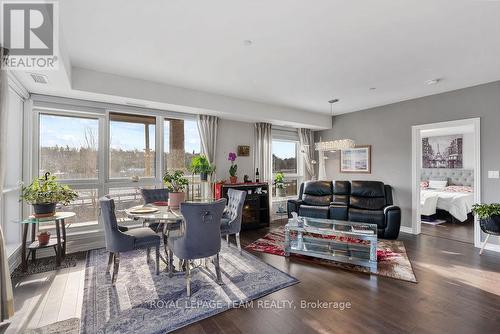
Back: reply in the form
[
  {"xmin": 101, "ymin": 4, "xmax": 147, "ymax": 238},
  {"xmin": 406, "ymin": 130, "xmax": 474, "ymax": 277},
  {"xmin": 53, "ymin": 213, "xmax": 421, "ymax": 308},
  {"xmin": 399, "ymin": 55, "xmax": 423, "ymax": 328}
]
[{"xmin": 1, "ymin": 1, "xmax": 58, "ymax": 69}]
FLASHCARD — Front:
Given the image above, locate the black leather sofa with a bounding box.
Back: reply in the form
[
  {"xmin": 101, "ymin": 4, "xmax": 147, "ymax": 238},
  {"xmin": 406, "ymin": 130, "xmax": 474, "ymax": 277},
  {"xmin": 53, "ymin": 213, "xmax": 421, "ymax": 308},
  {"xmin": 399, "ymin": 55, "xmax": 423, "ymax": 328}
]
[{"xmin": 287, "ymin": 180, "xmax": 401, "ymax": 239}]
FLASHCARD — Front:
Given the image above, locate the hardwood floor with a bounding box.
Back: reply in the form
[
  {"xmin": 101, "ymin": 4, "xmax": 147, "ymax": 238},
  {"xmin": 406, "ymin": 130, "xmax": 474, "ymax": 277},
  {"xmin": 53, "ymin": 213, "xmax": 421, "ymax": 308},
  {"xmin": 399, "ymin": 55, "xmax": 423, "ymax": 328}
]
[
  {"xmin": 421, "ymin": 219, "xmax": 474, "ymax": 244},
  {"xmin": 5, "ymin": 221, "xmax": 500, "ymax": 333}
]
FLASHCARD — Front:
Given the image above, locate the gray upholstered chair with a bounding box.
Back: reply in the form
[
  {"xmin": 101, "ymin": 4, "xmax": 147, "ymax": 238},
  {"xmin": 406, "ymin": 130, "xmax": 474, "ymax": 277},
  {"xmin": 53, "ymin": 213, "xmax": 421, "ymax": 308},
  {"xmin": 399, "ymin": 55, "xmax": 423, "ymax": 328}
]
[
  {"xmin": 99, "ymin": 196, "xmax": 161, "ymax": 285},
  {"xmin": 140, "ymin": 188, "xmax": 169, "ymax": 232},
  {"xmin": 221, "ymin": 189, "xmax": 247, "ymax": 253},
  {"xmin": 167, "ymin": 199, "xmax": 227, "ymax": 297}
]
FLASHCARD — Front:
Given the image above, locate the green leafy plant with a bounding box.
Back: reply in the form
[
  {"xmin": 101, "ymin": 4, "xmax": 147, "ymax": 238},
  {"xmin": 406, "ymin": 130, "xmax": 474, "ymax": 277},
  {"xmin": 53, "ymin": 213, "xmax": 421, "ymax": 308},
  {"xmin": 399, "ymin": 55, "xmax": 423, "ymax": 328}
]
[
  {"xmin": 20, "ymin": 172, "xmax": 78, "ymax": 205},
  {"xmin": 274, "ymin": 172, "xmax": 285, "ymax": 189},
  {"xmin": 163, "ymin": 170, "xmax": 189, "ymax": 192},
  {"xmin": 189, "ymin": 155, "xmax": 215, "ymax": 175},
  {"xmin": 472, "ymin": 203, "xmax": 500, "ymax": 220}
]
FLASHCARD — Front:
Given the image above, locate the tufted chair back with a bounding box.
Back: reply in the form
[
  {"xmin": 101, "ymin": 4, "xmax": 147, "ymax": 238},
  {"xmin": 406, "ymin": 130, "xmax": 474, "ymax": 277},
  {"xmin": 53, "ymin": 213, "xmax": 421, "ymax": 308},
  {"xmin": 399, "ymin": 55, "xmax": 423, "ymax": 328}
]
[
  {"xmin": 99, "ymin": 196, "xmax": 134, "ymax": 252},
  {"xmin": 226, "ymin": 189, "xmax": 247, "ymax": 229},
  {"xmin": 140, "ymin": 188, "xmax": 169, "ymax": 204}
]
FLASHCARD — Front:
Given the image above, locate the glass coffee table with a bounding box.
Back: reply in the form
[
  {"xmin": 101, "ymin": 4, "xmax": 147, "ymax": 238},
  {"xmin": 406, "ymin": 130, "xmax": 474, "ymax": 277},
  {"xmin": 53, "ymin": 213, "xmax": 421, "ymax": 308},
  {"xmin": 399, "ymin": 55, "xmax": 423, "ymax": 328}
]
[{"xmin": 284, "ymin": 216, "xmax": 378, "ymax": 272}]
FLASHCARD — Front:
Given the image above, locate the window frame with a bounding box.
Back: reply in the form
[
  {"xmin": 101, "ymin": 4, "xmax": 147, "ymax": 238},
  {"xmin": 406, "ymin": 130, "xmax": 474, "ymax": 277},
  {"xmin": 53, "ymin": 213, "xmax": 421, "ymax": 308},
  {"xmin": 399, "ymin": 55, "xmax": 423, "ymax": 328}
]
[{"xmin": 271, "ymin": 137, "xmax": 304, "ymax": 199}]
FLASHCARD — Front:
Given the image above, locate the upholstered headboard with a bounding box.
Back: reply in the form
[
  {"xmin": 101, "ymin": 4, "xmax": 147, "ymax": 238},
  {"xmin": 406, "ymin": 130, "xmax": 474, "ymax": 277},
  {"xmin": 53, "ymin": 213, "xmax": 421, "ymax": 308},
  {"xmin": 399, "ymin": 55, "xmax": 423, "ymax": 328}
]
[{"xmin": 421, "ymin": 169, "xmax": 474, "ymax": 187}]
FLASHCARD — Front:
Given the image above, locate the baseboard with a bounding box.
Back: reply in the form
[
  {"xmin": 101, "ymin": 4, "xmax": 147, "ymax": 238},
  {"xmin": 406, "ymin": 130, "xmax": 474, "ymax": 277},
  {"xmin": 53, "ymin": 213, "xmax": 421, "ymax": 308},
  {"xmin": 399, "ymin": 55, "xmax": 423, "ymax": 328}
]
[
  {"xmin": 400, "ymin": 226, "xmax": 415, "ymax": 234},
  {"xmin": 482, "ymin": 242, "xmax": 500, "ymax": 253},
  {"xmin": 8, "ymin": 245, "xmax": 22, "ymax": 274}
]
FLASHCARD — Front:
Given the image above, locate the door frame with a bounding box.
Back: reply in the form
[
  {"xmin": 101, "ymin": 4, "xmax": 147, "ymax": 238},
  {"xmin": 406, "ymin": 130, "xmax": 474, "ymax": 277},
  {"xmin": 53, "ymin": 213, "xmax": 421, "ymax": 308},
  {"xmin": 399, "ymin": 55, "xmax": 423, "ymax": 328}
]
[{"xmin": 411, "ymin": 118, "xmax": 481, "ymax": 248}]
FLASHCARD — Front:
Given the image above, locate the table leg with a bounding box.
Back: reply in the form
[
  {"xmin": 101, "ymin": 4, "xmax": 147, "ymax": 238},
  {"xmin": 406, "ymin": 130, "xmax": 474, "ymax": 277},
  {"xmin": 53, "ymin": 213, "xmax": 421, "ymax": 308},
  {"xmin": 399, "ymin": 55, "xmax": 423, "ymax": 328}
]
[
  {"xmin": 55, "ymin": 220, "xmax": 62, "ymax": 266},
  {"xmin": 31, "ymin": 224, "xmax": 36, "ymax": 262},
  {"xmin": 21, "ymin": 224, "xmax": 29, "ymax": 270},
  {"xmin": 284, "ymin": 227, "xmax": 290, "ymax": 257},
  {"xmin": 61, "ymin": 219, "xmax": 67, "ymax": 258}
]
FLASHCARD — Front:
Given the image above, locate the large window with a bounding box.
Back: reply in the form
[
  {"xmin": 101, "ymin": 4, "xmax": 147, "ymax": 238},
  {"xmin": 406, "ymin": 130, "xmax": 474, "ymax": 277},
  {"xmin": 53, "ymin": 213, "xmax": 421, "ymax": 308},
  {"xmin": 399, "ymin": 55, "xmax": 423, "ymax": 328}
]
[
  {"xmin": 163, "ymin": 118, "xmax": 201, "ymax": 172},
  {"xmin": 39, "ymin": 114, "xmax": 99, "ymax": 179},
  {"xmin": 110, "ymin": 113, "xmax": 156, "ymax": 178},
  {"xmin": 272, "ymin": 139, "xmax": 301, "ymax": 198}
]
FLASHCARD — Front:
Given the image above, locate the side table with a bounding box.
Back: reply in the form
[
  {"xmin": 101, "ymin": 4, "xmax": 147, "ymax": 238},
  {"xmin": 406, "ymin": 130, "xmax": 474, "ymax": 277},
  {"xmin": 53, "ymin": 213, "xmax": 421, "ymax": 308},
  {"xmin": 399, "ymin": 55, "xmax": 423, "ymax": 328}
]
[{"xmin": 17, "ymin": 212, "xmax": 75, "ymax": 270}]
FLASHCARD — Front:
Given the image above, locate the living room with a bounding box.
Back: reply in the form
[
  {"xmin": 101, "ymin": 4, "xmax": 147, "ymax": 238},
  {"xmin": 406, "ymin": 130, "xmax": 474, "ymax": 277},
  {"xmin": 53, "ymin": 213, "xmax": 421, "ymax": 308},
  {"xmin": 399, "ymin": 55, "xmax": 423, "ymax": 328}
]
[{"xmin": 1, "ymin": 1, "xmax": 500, "ymax": 333}]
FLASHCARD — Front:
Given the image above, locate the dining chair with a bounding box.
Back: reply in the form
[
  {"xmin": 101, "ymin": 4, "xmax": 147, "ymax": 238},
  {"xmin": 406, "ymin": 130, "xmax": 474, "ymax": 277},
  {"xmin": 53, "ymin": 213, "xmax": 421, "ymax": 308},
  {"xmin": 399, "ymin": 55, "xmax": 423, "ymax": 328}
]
[
  {"xmin": 167, "ymin": 199, "xmax": 227, "ymax": 297},
  {"xmin": 220, "ymin": 189, "xmax": 247, "ymax": 253},
  {"xmin": 99, "ymin": 196, "xmax": 161, "ymax": 285},
  {"xmin": 479, "ymin": 217, "xmax": 500, "ymax": 255},
  {"xmin": 140, "ymin": 188, "xmax": 170, "ymax": 232}
]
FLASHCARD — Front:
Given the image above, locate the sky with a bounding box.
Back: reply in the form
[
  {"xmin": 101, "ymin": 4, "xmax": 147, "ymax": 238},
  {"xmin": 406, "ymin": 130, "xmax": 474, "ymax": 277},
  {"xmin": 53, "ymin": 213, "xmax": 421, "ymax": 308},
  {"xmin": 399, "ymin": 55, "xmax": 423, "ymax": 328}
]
[
  {"xmin": 272, "ymin": 140, "xmax": 296, "ymax": 159},
  {"xmin": 40, "ymin": 115, "xmax": 201, "ymax": 153}
]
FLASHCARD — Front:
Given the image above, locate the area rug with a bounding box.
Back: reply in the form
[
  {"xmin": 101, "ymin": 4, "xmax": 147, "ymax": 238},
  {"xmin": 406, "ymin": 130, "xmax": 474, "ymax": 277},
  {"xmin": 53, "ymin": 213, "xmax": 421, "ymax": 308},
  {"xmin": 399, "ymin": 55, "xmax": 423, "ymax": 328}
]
[
  {"xmin": 245, "ymin": 226, "xmax": 417, "ymax": 283},
  {"xmin": 81, "ymin": 243, "xmax": 298, "ymax": 334},
  {"xmin": 11, "ymin": 252, "xmax": 86, "ymax": 282}
]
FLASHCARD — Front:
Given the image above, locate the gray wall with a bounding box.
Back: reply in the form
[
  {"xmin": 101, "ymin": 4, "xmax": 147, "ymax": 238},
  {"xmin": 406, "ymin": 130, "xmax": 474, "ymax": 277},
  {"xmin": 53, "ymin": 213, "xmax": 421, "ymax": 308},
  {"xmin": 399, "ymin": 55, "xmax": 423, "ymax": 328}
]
[{"xmin": 316, "ymin": 81, "xmax": 500, "ymax": 244}]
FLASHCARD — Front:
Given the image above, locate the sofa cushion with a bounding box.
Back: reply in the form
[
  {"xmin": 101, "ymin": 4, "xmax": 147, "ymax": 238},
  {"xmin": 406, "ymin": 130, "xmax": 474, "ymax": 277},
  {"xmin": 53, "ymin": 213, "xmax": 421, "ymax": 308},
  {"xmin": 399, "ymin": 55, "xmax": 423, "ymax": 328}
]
[
  {"xmin": 299, "ymin": 205, "xmax": 329, "ymax": 219},
  {"xmin": 349, "ymin": 208, "xmax": 385, "ymax": 228},
  {"xmin": 350, "ymin": 197, "xmax": 386, "ymax": 210},
  {"xmin": 351, "ymin": 181, "xmax": 386, "ymax": 197},
  {"xmin": 302, "ymin": 194, "xmax": 332, "ymax": 206},
  {"xmin": 333, "ymin": 181, "xmax": 351, "ymax": 195},
  {"xmin": 301, "ymin": 181, "xmax": 332, "ymax": 205}
]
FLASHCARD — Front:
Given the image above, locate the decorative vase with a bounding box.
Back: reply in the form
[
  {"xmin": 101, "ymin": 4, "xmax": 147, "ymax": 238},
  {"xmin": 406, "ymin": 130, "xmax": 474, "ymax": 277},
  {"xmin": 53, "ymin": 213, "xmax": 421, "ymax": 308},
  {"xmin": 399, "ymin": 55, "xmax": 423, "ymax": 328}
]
[
  {"xmin": 168, "ymin": 192, "xmax": 185, "ymax": 209},
  {"xmin": 37, "ymin": 232, "xmax": 51, "ymax": 246},
  {"xmin": 32, "ymin": 203, "xmax": 57, "ymax": 218},
  {"xmin": 276, "ymin": 187, "xmax": 286, "ymax": 198},
  {"xmin": 200, "ymin": 172, "xmax": 208, "ymax": 181},
  {"xmin": 229, "ymin": 176, "xmax": 238, "ymax": 184}
]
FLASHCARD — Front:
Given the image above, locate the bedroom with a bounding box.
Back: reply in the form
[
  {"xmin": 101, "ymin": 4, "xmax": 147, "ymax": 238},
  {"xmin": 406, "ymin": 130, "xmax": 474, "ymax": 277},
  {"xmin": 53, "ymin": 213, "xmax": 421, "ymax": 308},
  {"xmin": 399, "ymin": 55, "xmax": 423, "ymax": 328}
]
[{"xmin": 415, "ymin": 120, "xmax": 478, "ymax": 244}]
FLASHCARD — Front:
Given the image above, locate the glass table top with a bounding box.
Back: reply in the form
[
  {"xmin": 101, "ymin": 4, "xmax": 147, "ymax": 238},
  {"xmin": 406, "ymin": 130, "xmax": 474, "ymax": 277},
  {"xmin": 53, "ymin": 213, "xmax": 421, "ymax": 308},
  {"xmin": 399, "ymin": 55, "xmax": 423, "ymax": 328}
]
[
  {"xmin": 16, "ymin": 211, "xmax": 76, "ymax": 224},
  {"xmin": 286, "ymin": 216, "xmax": 378, "ymax": 237}
]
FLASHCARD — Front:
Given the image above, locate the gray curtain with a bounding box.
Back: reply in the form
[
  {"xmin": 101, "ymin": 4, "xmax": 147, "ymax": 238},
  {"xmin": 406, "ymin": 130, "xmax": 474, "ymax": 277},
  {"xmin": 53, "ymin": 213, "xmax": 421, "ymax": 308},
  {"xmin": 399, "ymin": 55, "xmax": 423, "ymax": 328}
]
[
  {"xmin": 298, "ymin": 128, "xmax": 316, "ymax": 180},
  {"xmin": 0, "ymin": 45, "xmax": 14, "ymax": 321},
  {"xmin": 196, "ymin": 115, "xmax": 219, "ymax": 165},
  {"xmin": 254, "ymin": 123, "xmax": 272, "ymax": 182}
]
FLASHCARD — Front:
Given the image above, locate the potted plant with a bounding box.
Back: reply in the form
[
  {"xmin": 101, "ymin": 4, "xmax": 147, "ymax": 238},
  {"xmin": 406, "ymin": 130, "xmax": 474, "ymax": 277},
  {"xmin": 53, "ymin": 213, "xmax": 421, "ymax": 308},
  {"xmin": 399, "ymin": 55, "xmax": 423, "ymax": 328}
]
[
  {"xmin": 189, "ymin": 155, "xmax": 215, "ymax": 181},
  {"xmin": 37, "ymin": 231, "xmax": 51, "ymax": 246},
  {"xmin": 163, "ymin": 170, "xmax": 189, "ymax": 208},
  {"xmin": 228, "ymin": 152, "xmax": 238, "ymax": 183},
  {"xmin": 472, "ymin": 203, "xmax": 500, "ymax": 235},
  {"xmin": 274, "ymin": 172, "xmax": 286, "ymax": 197},
  {"xmin": 20, "ymin": 172, "xmax": 78, "ymax": 218}
]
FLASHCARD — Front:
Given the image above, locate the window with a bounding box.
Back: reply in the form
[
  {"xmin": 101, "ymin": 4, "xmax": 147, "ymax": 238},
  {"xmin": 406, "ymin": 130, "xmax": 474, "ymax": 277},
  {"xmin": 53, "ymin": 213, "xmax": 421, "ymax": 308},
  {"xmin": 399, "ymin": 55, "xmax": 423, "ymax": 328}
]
[
  {"xmin": 110, "ymin": 113, "xmax": 156, "ymax": 178},
  {"xmin": 163, "ymin": 118, "xmax": 201, "ymax": 173},
  {"xmin": 272, "ymin": 139, "xmax": 301, "ymax": 198},
  {"xmin": 39, "ymin": 114, "xmax": 99, "ymax": 179}
]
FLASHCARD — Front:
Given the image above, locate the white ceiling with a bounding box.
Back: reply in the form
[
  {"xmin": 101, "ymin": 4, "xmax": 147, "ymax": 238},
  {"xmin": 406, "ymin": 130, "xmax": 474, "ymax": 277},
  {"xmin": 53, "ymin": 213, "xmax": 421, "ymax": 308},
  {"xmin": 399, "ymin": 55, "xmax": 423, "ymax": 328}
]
[{"xmin": 14, "ymin": 0, "xmax": 500, "ymax": 125}]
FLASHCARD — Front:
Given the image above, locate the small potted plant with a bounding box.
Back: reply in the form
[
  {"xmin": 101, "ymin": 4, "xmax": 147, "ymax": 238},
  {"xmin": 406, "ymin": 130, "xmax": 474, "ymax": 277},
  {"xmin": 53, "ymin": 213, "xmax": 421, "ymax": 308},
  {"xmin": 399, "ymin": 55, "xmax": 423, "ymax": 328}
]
[
  {"xmin": 228, "ymin": 152, "xmax": 238, "ymax": 184},
  {"xmin": 274, "ymin": 172, "xmax": 286, "ymax": 197},
  {"xmin": 472, "ymin": 203, "xmax": 500, "ymax": 235},
  {"xmin": 20, "ymin": 172, "xmax": 78, "ymax": 218},
  {"xmin": 37, "ymin": 231, "xmax": 51, "ymax": 246},
  {"xmin": 163, "ymin": 170, "xmax": 189, "ymax": 208},
  {"xmin": 190, "ymin": 155, "xmax": 215, "ymax": 181}
]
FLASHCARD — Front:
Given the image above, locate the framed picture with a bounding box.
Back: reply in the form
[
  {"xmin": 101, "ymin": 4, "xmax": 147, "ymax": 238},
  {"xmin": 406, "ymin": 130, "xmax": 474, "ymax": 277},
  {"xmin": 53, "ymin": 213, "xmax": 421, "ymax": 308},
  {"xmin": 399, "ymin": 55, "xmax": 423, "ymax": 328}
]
[
  {"xmin": 422, "ymin": 135, "xmax": 463, "ymax": 168},
  {"xmin": 340, "ymin": 145, "xmax": 371, "ymax": 173},
  {"xmin": 237, "ymin": 145, "xmax": 250, "ymax": 156}
]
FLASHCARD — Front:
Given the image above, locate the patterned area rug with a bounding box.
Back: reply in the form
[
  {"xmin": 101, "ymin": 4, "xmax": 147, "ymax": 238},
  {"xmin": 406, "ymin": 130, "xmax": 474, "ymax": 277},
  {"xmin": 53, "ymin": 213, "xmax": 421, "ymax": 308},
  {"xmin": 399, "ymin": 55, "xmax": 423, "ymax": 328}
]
[
  {"xmin": 11, "ymin": 252, "xmax": 85, "ymax": 282},
  {"xmin": 81, "ymin": 244, "xmax": 298, "ymax": 333},
  {"xmin": 245, "ymin": 226, "xmax": 417, "ymax": 283}
]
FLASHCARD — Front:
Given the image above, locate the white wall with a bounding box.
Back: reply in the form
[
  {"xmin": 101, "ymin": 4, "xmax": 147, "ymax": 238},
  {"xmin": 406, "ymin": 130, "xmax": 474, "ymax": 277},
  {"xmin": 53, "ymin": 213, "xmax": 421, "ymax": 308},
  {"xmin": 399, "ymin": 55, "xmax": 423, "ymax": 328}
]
[{"xmin": 215, "ymin": 119, "xmax": 255, "ymax": 181}]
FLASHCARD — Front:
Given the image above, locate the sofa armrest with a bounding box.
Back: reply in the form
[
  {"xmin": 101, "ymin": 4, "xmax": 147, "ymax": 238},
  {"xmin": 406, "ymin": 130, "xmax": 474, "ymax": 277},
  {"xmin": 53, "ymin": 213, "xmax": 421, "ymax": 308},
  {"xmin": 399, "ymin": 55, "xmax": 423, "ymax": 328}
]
[
  {"xmin": 383, "ymin": 205, "xmax": 401, "ymax": 239},
  {"xmin": 287, "ymin": 199, "xmax": 303, "ymax": 218}
]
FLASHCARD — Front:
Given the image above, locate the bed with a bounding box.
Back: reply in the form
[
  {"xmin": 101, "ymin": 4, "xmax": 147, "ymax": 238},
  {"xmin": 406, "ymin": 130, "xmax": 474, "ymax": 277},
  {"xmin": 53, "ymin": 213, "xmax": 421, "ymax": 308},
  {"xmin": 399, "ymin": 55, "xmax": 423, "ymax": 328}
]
[{"xmin": 420, "ymin": 169, "xmax": 474, "ymax": 222}]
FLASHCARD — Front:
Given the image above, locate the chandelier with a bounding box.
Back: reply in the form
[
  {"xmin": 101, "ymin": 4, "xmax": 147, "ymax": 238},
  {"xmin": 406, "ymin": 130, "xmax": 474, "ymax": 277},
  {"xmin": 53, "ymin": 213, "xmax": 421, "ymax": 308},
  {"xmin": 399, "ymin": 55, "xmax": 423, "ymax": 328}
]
[{"xmin": 315, "ymin": 139, "xmax": 355, "ymax": 151}]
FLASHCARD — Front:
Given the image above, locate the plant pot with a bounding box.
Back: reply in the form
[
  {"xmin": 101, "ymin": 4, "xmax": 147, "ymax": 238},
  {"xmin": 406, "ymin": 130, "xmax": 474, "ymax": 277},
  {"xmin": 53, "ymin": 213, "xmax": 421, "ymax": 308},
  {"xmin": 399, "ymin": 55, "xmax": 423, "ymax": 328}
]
[
  {"xmin": 168, "ymin": 192, "xmax": 185, "ymax": 209},
  {"xmin": 32, "ymin": 203, "xmax": 57, "ymax": 218},
  {"xmin": 229, "ymin": 176, "xmax": 238, "ymax": 184},
  {"xmin": 276, "ymin": 187, "xmax": 286, "ymax": 198},
  {"xmin": 200, "ymin": 172, "xmax": 208, "ymax": 181},
  {"xmin": 37, "ymin": 232, "xmax": 51, "ymax": 246},
  {"xmin": 480, "ymin": 215, "xmax": 500, "ymax": 235}
]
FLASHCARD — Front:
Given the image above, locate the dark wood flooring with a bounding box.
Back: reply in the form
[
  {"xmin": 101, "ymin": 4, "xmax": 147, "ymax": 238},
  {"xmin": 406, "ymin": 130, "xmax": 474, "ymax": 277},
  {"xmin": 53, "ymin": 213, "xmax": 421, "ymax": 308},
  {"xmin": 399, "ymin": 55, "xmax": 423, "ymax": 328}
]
[
  {"xmin": 421, "ymin": 220, "xmax": 474, "ymax": 244},
  {"xmin": 176, "ymin": 220, "xmax": 500, "ymax": 334}
]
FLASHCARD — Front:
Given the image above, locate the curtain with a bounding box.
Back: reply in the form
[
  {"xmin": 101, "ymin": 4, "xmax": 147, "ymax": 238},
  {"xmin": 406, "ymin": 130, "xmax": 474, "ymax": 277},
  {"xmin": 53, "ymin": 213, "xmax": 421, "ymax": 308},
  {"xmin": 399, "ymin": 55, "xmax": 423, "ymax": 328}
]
[
  {"xmin": 254, "ymin": 123, "xmax": 272, "ymax": 182},
  {"xmin": 0, "ymin": 45, "xmax": 14, "ymax": 321},
  {"xmin": 196, "ymin": 115, "xmax": 219, "ymax": 165},
  {"xmin": 298, "ymin": 128, "xmax": 316, "ymax": 180}
]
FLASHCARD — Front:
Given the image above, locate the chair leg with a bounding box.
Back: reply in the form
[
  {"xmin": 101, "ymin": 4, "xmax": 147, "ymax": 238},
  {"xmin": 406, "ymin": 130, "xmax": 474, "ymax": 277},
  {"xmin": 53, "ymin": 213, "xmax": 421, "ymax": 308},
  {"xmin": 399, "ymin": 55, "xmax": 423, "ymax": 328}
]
[
  {"xmin": 480, "ymin": 234, "xmax": 491, "ymax": 255},
  {"xmin": 112, "ymin": 253, "xmax": 120, "ymax": 286},
  {"xmin": 107, "ymin": 252, "xmax": 114, "ymax": 273},
  {"xmin": 155, "ymin": 245, "xmax": 160, "ymax": 275},
  {"xmin": 214, "ymin": 253, "xmax": 223, "ymax": 285},
  {"xmin": 185, "ymin": 260, "xmax": 192, "ymax": 297},
  {"xmin": 226, "ymin": 234, "xmax": 230, "ymax": 246},
  {"xmin": 236, "ymin": 233, "xmax": 241, "ymax": 254},
  {"xmin": 146, "ymin": 247, "xmax": 151, "ymax": 264},
  {"xmin": 168, "ymin": 248, "xmax": 174, "ymax": 278}
]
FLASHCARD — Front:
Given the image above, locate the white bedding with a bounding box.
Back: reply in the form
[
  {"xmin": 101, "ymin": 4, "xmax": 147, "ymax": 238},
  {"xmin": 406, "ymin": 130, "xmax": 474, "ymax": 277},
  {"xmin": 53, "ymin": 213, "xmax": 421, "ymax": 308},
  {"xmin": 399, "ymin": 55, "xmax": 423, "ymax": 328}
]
[{"xmin": 420, "ymin": 189, "xmax": 474, "ymax": 222}]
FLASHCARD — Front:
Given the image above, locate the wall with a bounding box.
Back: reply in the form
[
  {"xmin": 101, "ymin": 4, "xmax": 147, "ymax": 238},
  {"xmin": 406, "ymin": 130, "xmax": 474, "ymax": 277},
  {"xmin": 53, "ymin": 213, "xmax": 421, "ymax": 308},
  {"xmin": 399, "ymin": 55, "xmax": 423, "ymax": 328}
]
[
  {"xmin": 315, "ymin": 81, "xmax": 500, "ymax": 246},
  {"xmin": 215, "ymin": 119, "xmax": 255, "ymax": 181}
]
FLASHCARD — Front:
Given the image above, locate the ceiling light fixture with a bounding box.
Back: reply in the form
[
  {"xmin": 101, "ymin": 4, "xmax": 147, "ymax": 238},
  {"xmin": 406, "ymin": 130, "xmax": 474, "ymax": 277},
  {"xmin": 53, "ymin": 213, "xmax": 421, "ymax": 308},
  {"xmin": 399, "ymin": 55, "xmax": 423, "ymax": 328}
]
[
  {"xmin": 369, "ymin": 87, "xmax": 377, "ymax": 90},
  {"xmin": 243, "ymin": 40, "xmax": 253, "ymax": 46},
  {"xmin": 314, "ymin": 99, "xmax": 355, "ymax": 152},
  {"xmin": 425, "ymin": 78, "xmax": 442, "ymax": 85}
]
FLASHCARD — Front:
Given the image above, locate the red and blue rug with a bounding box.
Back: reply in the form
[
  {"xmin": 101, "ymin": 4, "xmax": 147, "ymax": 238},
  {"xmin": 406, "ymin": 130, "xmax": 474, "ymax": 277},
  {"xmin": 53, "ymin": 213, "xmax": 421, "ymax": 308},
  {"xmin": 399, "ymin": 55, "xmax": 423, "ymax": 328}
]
[{"xmin": 245, "ymin": 226, "xmax": 417, "ymax": 283}]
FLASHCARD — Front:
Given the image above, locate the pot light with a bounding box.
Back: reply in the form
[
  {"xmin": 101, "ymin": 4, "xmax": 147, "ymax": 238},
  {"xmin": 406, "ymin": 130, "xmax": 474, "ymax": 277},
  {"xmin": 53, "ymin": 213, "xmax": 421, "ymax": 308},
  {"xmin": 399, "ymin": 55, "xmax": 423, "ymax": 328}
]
[
  {"xmin": 425, "ymin": 78, "xmax": 442, "ymax": 85},
  {"xmin": 243, "ymin": 40, "xmax": 253, "ymax": 46}
]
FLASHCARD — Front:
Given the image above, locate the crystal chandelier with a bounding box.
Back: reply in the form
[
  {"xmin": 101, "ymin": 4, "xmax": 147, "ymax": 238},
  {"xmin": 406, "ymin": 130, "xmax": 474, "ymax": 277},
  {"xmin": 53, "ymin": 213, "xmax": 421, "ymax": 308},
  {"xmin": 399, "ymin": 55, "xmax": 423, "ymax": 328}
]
[{"xmin": 314, "ymin": 99, "xmax": 355, "ymax": 151}]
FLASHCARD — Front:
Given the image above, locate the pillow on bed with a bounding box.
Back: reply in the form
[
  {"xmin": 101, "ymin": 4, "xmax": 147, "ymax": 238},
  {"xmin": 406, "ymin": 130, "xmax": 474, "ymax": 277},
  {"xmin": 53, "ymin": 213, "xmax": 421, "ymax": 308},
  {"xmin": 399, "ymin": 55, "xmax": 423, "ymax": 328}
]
[
  {"xmin": 428, "ymin": 179, "xmax": 448, "ymax": 190},
  {"xmin": 444, "ymin": 185, "xmax": 474, "ymax": 193},
  {"xmin": 420, "ymin": 181, "xmax": 429, "ymax": 189}
]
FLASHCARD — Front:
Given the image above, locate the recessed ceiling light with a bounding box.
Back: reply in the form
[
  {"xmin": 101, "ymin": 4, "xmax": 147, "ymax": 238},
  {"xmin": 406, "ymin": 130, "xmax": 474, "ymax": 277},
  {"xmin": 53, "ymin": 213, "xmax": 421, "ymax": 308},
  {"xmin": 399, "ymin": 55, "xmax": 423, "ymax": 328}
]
[
  {"xmin": 425, "ymin": 78, "xmax": 442, "ymax": 85},
  {"xmin": 243, "ymin": 40, "xmax": 253, "ymax": 46},
  {"xmin": 328, "ymin": 99, "xmax": 339, "ymax": 104},
  {"xmin": 369, "ymin": 87, "xmax": 376, "ymax": 90}
]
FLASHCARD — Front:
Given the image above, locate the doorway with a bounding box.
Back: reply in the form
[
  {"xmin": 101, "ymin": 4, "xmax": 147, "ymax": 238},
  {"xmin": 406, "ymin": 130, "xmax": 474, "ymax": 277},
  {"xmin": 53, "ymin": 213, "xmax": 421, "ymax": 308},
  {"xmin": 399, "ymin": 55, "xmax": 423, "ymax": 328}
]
[{"xmin": 411, "ymin": 118, "xmax": 480, "ymax": 246}]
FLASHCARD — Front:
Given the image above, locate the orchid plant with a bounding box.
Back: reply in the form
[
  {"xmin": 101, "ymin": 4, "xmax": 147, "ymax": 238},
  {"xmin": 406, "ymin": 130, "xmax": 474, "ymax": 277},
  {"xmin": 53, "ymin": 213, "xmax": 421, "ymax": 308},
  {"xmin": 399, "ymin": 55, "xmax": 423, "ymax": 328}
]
[{"xmin": 228, "ymin": 152, "xmax": 238, "ymax": 177}]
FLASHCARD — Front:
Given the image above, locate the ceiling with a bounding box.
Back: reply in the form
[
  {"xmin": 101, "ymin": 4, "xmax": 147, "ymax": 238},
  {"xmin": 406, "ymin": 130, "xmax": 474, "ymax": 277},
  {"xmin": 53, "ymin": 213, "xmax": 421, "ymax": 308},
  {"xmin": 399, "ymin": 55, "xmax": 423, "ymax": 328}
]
[{"xmin": 13, "ymin": 0, "xmax": 500, "ymax": 125}]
